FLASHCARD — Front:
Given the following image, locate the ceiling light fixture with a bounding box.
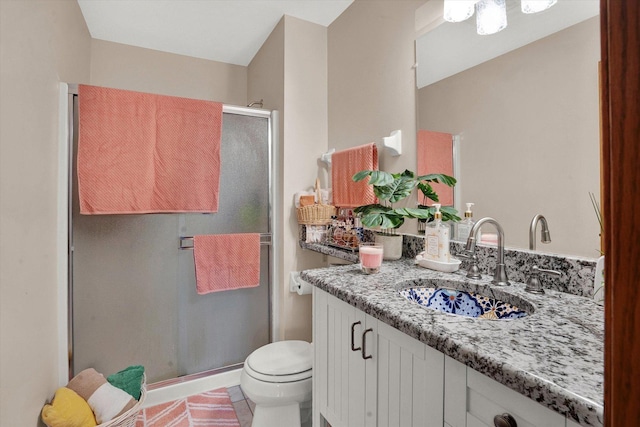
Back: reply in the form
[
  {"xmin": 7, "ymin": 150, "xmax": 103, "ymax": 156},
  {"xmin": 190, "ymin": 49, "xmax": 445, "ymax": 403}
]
[
  {"xmin": 521, "ymin": 0, "xmax": 558, "ymax": 14},
  {"xmin": 443, "ymin": 0, "xmax": 557, "ymax": 35},
  {"xmin": 443, "ymin": 0, "xmax": 477, "ymax": 22},
  {"xmin": 476, "ymin": 0, "xmax": 508, "ymax": 35}
]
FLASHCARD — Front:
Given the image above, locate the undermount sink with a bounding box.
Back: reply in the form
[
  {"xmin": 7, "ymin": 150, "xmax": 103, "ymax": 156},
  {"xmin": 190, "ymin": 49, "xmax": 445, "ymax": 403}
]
[{"xmin": 399, "ymin": 286, "xmax": 530, "ymax": 320}]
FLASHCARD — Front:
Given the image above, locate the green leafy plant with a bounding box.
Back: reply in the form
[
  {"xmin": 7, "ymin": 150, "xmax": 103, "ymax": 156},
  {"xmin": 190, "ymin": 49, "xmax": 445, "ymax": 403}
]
[{"xmin": 352, "ymin": 169, "xmax": 460, "ymax": 232}]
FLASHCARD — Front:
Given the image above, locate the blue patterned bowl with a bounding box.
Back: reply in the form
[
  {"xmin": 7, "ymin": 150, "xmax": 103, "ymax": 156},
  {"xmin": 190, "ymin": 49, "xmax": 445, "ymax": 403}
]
[{"xmin": 399, "ymin": 287, "xmax": 528, "ymax": 320}]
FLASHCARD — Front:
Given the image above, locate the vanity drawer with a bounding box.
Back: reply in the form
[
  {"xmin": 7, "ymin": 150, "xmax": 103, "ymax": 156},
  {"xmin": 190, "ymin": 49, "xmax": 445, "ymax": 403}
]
[{"xmin": 466, "ymin": 369, "xmax": 565, "ymax": 427}]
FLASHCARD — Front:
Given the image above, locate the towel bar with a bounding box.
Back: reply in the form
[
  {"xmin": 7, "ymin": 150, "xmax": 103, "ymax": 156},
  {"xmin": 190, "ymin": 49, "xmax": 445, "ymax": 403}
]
[{"xmin": 179, "ymin": 233, "xmax": 272, "ymax": 250}]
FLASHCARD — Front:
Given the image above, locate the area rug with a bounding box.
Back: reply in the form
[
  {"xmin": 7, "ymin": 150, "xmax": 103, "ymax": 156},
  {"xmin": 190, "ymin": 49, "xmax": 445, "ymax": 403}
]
[{"xmin": 135, "ymin": 388, "xmax": 241, "ymax": 427}]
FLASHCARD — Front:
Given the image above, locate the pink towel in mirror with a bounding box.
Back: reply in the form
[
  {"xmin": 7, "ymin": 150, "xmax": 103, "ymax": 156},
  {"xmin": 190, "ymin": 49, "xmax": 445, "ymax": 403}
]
[
  {"xmin": 78, "ymin": 84, "xmax": 222, "ymax": 214},
  {"xmin": 331, "ymin": 142, "xmax": 378, "ymax": 208},
  {"xmin": 193, "ymin": 234, "xmax": 261, "ymax": 295},
  {"xmin": 417, "ymin": 130, "xmax": 454, "ymax": 206}
]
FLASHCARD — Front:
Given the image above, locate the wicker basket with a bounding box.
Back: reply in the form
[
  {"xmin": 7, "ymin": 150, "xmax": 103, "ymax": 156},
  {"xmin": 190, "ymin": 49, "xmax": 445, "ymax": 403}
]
[
  {"xmin": 97, "ymin": 375, "xmax": 147, "ymax": 427},
  {"xmin": 297, "ymin": 204, "xmax": 337, "ymax": 225}
]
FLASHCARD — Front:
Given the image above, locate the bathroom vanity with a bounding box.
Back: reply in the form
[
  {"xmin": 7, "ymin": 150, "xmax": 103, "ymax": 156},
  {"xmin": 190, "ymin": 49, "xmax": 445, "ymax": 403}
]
[{"xmin": 301, "ymin": 259, "xmax": 603, "ymax": 427}]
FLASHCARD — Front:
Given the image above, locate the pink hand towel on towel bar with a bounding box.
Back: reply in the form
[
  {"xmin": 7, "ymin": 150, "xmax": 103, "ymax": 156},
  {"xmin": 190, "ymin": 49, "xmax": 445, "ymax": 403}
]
[
  {"xmin": 193, "ymin": 234, "xmax": 261, "ymax": 295},
  {"xmin": 417, "ymin": 130, "xmax": 454, "ymax": 206},
  {"xmin": 77, "ymin": 84, "xmax": 222, "ymax": 214},
  {"xmin": 331, "ymin": 142, "xmax": 378, "ymax": 208}
]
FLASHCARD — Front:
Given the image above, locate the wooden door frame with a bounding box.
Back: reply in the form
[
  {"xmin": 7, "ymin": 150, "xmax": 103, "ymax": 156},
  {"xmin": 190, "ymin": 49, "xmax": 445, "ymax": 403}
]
[{"xmin": 600, "ymin": 1, "xmax": 640, "ymax": 425}]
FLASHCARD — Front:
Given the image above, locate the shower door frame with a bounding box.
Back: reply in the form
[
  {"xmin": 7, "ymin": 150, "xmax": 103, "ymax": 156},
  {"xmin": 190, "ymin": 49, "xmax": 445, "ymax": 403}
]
[{"xmin": 58, "ymin": 83, "xmax": 280, "ymax": 385}]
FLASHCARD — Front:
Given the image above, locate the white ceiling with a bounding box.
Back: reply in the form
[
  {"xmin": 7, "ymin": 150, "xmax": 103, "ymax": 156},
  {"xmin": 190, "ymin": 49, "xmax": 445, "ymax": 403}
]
[
  {"xmin": 77, "ymin": 0, "xmax": 353, "ymax": 66},
  {"xmin": 416, "ymin": 0, "xmax": 600, "ymax": 88}
]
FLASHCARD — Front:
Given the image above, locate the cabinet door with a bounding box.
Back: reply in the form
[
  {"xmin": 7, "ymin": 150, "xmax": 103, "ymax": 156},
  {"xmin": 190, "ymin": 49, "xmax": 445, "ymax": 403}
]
[
  {"xmin": 376, "ymin": 321, "xmax": 444, "ymax": 427},
  {"xmin": 313, "ymin": 289, "xmax": 376, "ymax": 427},
  {"xmin": 444, "ymin": 356, "xmax": 467, "ymax": 427}
]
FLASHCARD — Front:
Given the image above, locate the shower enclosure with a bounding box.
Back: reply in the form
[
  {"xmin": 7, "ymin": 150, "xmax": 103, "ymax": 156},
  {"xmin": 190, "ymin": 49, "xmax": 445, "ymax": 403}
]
[{"xmin": 67, "ymin": 86, "xmax": 275, "ymax": 384}]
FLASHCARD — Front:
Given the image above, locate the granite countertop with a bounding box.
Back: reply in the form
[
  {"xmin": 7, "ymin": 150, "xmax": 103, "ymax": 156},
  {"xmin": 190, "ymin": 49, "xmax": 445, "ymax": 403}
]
[{"xmin": 300, "ymin": 259, "xmax": 604, "ymax": 426}]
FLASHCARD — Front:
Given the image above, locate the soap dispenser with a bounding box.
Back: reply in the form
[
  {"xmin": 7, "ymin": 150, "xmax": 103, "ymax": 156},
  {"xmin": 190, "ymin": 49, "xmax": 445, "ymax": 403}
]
[
  {"xmin": 456, "ymin": 202, "xmax": 476, "ymax": 241},
  {"xmin": 424, "ymin": 203, "xmax": 451, "ymax": 262}
]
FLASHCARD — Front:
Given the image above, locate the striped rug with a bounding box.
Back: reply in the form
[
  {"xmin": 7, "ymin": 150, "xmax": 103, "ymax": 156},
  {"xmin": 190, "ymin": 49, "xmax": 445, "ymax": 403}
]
[{"xmin": 135, "ymin": 388, "xmax": 241, "ymax": 427}]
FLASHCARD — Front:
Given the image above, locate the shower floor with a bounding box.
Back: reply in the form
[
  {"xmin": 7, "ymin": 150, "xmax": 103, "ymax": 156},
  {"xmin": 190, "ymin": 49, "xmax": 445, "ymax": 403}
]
[{"xmin": 135, "ymin": 386, "xmax": 254, "ymax": 427}]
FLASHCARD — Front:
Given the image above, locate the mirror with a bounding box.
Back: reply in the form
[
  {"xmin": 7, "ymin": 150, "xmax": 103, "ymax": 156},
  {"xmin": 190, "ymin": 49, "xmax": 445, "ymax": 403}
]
[{"xmin": 415, "ymin": 1, "xmax": 600, "ymax": 258}]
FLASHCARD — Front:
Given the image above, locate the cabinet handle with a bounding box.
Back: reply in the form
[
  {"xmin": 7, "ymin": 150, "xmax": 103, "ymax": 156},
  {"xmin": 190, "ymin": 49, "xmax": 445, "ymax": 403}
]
[
  {"xmin": 493, "ymin": 413, "xmax": 517, "ymax": 427},
  {"xmin": 361, "ymin": 328, "xmax": 373, "ymax": 360},
  {"xmin": 350, "ymin": 321, "xmax": 362, "ymax": 352}
]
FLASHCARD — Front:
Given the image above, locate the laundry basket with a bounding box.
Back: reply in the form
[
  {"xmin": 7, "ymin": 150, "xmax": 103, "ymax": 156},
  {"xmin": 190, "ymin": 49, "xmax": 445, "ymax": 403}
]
[{"xmin": 97, "ymin": 375, "xmax": 147, "ymax": 427}]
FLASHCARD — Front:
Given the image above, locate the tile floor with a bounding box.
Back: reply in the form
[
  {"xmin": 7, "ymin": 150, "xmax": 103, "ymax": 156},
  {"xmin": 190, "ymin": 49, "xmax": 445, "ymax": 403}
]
[{"xmin": 227, "ymin": 385, "xmax": 255, "ymax": 427}]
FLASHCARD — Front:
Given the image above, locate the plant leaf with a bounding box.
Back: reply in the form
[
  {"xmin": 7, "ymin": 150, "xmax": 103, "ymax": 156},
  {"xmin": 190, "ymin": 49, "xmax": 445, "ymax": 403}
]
[
  {"xmin": 354, "ymin": 204, "xmax": 391, "ymax": 215},
  {"xmin": 417, "ymin": 182, "xmax": 439, "ymax": 202},
  {"xmin": 359, "ymin": 211, "xmax": 404, "ymax": 229},
  {"xmin": 392, "ymin": 207, "xmax": 431, "ymax": 219},
  {"xmin": 352, "ymin": 170, "xmax": 373, "ymax": 182},
  {"xmin": 416, "ymin": 173, "xmax": 457, "ymax": 187},
  {"xmin": 440, "ymin": 206, "xmax": 461, "ymax": 222},
  {"xmin": 378, "ymin": 172, "xmax": 417, "ymax": 203},
  {"xmin": 352, "ymin": 170, "xmax": 394, "ymax": 186},
  {"xmin": 368, "ymin": 170, "xmax": 394, "ymax": 186}
]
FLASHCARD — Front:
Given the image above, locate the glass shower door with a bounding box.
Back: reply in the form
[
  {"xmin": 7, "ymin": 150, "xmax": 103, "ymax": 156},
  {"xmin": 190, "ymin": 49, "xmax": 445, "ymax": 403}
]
[
  {"xmin": 176, "ymin": 112, "xmax": 271, "ymax": 376},
  {"xmin": 71, "ymin": 106, "xmax": 272, "ymax": 384}
]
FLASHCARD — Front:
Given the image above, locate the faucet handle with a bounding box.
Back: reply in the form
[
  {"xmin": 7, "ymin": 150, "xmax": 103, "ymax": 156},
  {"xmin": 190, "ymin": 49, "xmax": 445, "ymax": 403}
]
[
  {"xmin": 525, "ymin": 265, "xmax": 561, "ymax": 294},
  {"xmin": 457, "ymin": 251, "xmax": 482, "ymax": 279},
  {"xmin": 536, "ymin": 266, "xmax": 561, "ymax": 277}
]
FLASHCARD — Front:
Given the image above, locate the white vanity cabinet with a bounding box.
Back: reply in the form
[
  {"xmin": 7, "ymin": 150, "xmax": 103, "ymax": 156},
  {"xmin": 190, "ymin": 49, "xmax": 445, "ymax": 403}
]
[
  {"xmin": 313, "ymin": 288, "xmax": 444, "ymax": 427},
  {"xmin": 444, "ymin": 356, "xmax": 566, "ymax": 427},
  {"xmin": 314, "ymin": 288, "xmax": 584, "ymax": 427}
]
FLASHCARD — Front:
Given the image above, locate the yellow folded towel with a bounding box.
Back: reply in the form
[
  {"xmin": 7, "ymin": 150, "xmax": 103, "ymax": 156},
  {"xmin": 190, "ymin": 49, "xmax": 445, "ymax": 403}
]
[{"xmin": 41, "ymin": 387, "xmax": 97, "ymax": 427}]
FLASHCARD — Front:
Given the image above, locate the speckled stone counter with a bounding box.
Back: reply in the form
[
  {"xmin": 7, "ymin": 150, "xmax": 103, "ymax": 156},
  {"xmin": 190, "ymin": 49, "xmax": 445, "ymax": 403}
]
[
  {"xmin": 299, "ymin": 229, "xmax": 598, "ymax": 296},
  {"xmin": 300, "ymin": 259, "xmax": 604, "ymax": 426}
]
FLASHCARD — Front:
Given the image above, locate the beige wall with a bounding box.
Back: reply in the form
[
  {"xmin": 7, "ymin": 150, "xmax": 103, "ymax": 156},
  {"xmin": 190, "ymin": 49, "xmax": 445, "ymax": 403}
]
[
  {"xmin": 0, "ymin": 1, "xmax": 91, "ymax": 425},
  {"xmin": 328, "ymin": 0, "xmax": 423, "ymax": 215},
  {"xmin": 418, "ymin": 17, "xmax": 601, "ymax": 258},
  {"xmin": 90, "ymin": 39, "xmax": 247, "ymax": 105},
  {"xmin": 248, "ymin": 19, "xmax": 287, "ymax": 339},
  {"xmin": 248, "ymin": 16, "xmax": 328, "ymax": 341},
  {"xmin": 282, "ymin": 16, "xmax": 328, "ymax": 340}
]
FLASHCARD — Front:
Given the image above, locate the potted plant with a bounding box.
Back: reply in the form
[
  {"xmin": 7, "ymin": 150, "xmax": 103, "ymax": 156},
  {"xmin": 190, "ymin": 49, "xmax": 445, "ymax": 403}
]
[{"xmin": 352, "ymin": 169, "xmax": 459, "ymax": 259}]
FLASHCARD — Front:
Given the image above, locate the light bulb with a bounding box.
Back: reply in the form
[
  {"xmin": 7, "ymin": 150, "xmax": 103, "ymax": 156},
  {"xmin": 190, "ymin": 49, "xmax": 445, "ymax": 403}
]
[
  {"xmin": 521, "ymin": 0, "xmax": 558, "ymax": 14},
  {"xmin": 443, "ymin": 0, "xmax": 477, "ymax": 23},
  {"xmin": 476, "ymin": 0, "xmax": 507, "ymax": 35}
]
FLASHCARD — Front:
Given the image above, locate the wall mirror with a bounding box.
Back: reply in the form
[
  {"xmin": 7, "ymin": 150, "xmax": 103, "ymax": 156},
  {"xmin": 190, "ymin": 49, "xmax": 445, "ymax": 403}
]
[{"xmin": 415, "ymin": 0, "xmax": 601, "ymax": 258}]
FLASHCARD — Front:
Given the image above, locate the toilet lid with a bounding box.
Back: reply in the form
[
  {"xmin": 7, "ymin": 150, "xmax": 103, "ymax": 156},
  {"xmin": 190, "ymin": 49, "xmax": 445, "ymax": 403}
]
[{"xmin": 246, "ymin": 341, "xmax": 312, "ymax": 378}]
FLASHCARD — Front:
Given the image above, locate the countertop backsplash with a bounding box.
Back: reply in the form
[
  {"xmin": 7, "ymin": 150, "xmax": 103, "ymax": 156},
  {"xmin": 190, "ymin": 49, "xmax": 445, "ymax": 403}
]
[{"xmin": 299, "ymin": 226, "xmax": 598, "ymax": 298}]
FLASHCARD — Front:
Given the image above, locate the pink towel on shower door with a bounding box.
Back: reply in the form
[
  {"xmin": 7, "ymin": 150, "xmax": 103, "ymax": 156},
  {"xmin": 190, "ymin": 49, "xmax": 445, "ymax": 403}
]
[
  {"xmin": 193, "ymin": 234, "xmax": 261, "ymax": 295},
  {"xmin": 417, "ymin": 130, "xmax": 454, "ymax": 206},
  {"xmin": 77, "ymin": 84, "xmax": 222, "ymax": 214},
  {"xmin": 331, "ymin": 142, "xmax": 379, "ymax": 208}
]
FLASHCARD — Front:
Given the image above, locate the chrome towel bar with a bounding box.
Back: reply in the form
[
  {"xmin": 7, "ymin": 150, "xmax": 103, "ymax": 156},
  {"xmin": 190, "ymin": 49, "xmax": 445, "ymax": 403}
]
[{"xmin": 179, "ymin": 233, "xmax": 272, "ymax": 250}]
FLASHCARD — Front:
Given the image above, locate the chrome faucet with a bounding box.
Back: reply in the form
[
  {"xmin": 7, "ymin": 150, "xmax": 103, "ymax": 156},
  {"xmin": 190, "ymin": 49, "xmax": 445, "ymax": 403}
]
[
  {"xmin": 529, "ymin": 214, "xmax": 551, "ymax": 250},
  {"xmin": 464, "ymin": 217, "xmax": 510, "ymax": 286}
]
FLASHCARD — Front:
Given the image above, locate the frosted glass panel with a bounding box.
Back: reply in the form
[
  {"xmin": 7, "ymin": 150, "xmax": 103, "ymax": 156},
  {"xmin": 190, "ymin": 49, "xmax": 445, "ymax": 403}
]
[
  {"xmin": 177, "ymin": 113, "xmax": 271, "ymax": 375},
  {"xmin": 72, "ymin": 107, "xmax": 271, "ymax": 384}
]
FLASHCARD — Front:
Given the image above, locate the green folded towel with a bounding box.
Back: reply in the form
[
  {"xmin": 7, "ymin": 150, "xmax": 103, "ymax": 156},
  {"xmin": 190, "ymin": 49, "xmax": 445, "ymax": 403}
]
[{"xmin": 107, "ymin": 365, "xmax": 145, "ymax": 400}]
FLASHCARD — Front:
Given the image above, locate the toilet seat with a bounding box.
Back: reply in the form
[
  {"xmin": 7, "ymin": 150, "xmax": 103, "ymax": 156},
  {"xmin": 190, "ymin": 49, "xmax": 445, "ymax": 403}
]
[{"xmin": 245, "ymin": 341, "xmax": 312, "ymax": 383}]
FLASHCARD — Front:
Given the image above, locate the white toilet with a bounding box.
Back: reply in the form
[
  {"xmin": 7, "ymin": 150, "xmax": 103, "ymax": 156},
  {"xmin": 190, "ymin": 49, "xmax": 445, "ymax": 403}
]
[{"xmin": 240, "ymin": 340, "xmax": 313, "ymax": 427}]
